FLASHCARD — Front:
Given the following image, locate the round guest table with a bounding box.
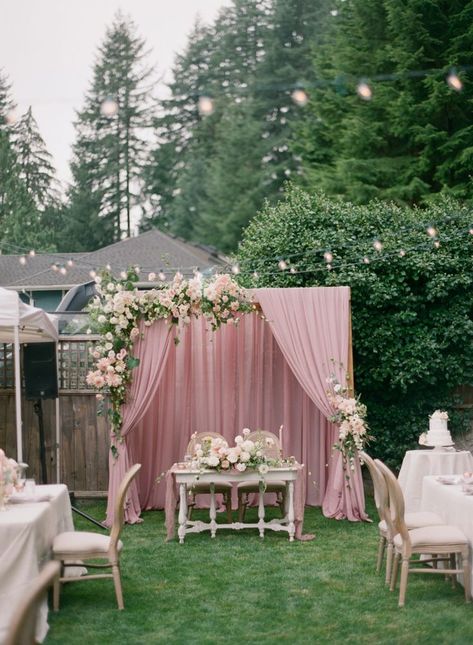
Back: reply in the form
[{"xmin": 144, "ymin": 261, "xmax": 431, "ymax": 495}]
[{"xmin": 398, "ymin": 449, "xmax": 473, "ymax": 513}]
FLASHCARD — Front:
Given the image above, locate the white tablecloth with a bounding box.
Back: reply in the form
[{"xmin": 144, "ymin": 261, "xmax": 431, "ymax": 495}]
[
  {"xmin": 398, "ymin": 449, "xmax": 473, "ymax": 513},
  {"xmin": 0, "ymin": 484, "xmax": 74, "ymax": 644},
  {"xmin": 420, "ymin": 475, "xmax": 473, "ymax": 596}
]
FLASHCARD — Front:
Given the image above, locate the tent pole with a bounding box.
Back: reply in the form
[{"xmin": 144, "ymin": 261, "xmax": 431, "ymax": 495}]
[
  {"xmin": 13, "ymin": 324, "xmax": 23, "ymax": 463},
  {"xmin": 55, "ymin": 343, "xmax": 60, "ymax": 483}
]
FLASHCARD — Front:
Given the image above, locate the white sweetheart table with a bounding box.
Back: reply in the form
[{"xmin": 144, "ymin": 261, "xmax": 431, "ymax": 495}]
[
  {"xmin": 0, "ymin": 484, "xmax": 75, "ymax": 644},
  {"xmin": 167, "ymin": 465, "xmax": 302, "ymax": 543}
]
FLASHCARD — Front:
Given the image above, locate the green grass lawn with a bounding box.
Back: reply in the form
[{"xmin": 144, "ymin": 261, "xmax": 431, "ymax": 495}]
[{"xmin": 46, "ymin": 498, "xmax": 473, "ymax": 645}]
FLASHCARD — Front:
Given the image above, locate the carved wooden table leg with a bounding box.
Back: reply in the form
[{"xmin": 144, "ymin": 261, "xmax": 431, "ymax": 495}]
[
  {"xmin": 258, "ymin": 480, "xmax": 265, "ymax": 538},
  {"xmin": 287, "ymin": 480, "xmax": 295, "ymax": 542},
  {"xmin": 178, "ymin": 483, "xmax": 188, "ymax": 544},
  {"xmin": 209, "ymin": 482, "xmax": 217, "ymax": 538}
]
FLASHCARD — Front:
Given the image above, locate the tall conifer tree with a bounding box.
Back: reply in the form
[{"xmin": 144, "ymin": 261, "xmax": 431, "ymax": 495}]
[{"xmin": 67, "ymin": 12, "xmax": 154, "ymax": 247}]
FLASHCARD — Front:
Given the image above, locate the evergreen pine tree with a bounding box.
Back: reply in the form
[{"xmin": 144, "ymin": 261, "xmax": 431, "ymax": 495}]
[
  {"xmin": 295, "ymin": 0, "xmax": 473, "ymax": 204},
  {"xmin": 67, "ymin": 12, "xmax": 154, "ymax": 247},
  {"xmin": 11, "ymin": 106, "xmax": 60, "ymax": 209}
]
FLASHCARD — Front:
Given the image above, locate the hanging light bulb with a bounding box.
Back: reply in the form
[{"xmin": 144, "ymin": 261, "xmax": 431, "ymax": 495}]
[
  {"xmin": 356, "ymin": 80, "xmax": 372, "ymax": 101},
  {"xmin": 399, "ymin": 249, "xmax": 406, "ymax": 257},
  {"xmin": 28, "ymin": 249, "xmax": 35, "ymax": 257},
  {"xmin": 446, "ymin": 70, "xmax": 463, "ymax": 91},
  {"xmin": 427, "ymin": 226, "xmax": 437, "ymax": 238},
  {"xmin": 67, "ymin": 259, "xmax": 74, "ymax": 267},
  {"xmin": 105, "ymin": 263, "xmax": 112, "ymax": 271},
  {"xmin": 469, "ymin": 228, "xmax": 473, "ymax": 235},
  {"xmin": 60, "ymin": 266, "xmax": 67, "ymax": 275},
  {"xmin": 51, "ymin": 263, "xmax": 59, "ymax": 272},
  {"xmin": 5, "ymin": 110, "xmax": 18, "ymax": 125},
  {"xmin": 290, "ymin": 266, "xmax": 297, "ymax": 274},
  {"xmin": 19, "ymin": 256, "xmax": 26, "ymax": 265},
  {"xmin": 373, "ymin": 240, "xmax": 383, "ymax": 252},
  {"xmin": 323, "ymin": 251, "xmax": 333, "ymax": 263},
  {"xmin": 120, "ymin": 270, "xmax": 127, "ymax": 280},
  {"xmin": 363, "ymin": 257, "xmax": 370, "ymax": 264},
  {"xmin": 291, "ymin": 88, "xmax": 309, "ymax": 107},
  {"xmin": 326, "ymin": 263, "xmax": 332, "ymax": 270},
  {"xmin": 198, "ymin": 95, "xmax": 214, "ymax": 116},
  {"xmin": 89, "ymin": 269, "xmax": 97, "ymax": 278},
  {"xmin": 278, "ymin": 259, "xmax": 288, "ymax": 270},
  {"xmin": 100, "ymin": 97, "xmax": 118, "ymax": 117},
  {"xmin": 434, "ymin": 240, "xmax": 441, "ymax": 248},
  {"xmin": 231, "ymin": 264, "xmax": 240, "ymax": 275},
  {"xmin": 158, "ymin": 271, "xmax": 166, "ymax": 281}
]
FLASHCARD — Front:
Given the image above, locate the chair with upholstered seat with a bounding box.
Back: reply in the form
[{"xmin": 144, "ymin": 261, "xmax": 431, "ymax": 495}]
[
  {"xmin": 186, "ymin": 432, "xmax": 233, "ymax": 523},
  {"xmin": 6, "ymin": 560, "xmax": 61, "ymax": 645},
  {"xmin": 360, "ymin": 451, "xmax": 444, "ymax": 585},
  {"xmin": 52, "ymin": 463, "xmax": 141, "ymax": 611},
  {"xmin": 237, "ymin": 430, "xmax": 285, "ymax": 522},
  {"xmin": 375, "ymin": 458, "xmax": 471, "ymax": 607}
]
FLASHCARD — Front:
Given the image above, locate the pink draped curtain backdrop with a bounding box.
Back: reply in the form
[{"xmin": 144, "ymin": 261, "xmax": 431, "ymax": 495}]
[{"xmin": 105, "ymin": 287, "xmax": 367, "ymax": 526}]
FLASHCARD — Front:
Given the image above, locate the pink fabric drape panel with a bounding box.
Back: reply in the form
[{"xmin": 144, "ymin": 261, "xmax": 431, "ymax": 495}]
[
  {"xmin": 130, "ymin": 313, "xmax": 332, "ymax": 511},
  {"xmin": 253, "ymin": 287, "xmax": 368, "ymax": 521},
  {"xmin": 104, "ymin": 319, "xmax": 175, "ymax": 526}
]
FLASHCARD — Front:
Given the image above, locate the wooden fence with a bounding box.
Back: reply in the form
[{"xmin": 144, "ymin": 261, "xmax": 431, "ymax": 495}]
[{"xmin": 0, "ymin": 338, "xmax": 110, "ymax": 495}]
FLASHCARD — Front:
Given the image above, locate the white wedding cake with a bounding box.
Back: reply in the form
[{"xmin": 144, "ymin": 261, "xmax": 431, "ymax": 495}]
[{"xmin": 424, "ymin": 410, "xmax": 453, "ymax": 447}]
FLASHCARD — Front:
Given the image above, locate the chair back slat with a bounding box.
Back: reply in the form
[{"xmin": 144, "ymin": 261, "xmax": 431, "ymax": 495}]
[
  {"xmin": 375, "ymin": 459, "xmax": 410, "ymax": 545},
  {"xmin": 6, "ymin": 560, "xmax": 61, "ymax": 645},
  {"xmin": 110, "ymin": 463, "xmax": 142, "ymax": 549},
  {"xmin": 359, "ymin": 451, "xmax": 389, "ymax": 524},
  {"xmin": 186, "ymin": 432, "xmax": 227, "ymax": 456},
  {"xmin": 247, "ymin": 430, "xmax": 281, "ymax": 460}
]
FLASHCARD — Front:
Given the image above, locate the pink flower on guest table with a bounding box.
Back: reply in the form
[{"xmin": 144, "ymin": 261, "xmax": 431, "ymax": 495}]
[
  {"xmin": 235, "ymin": 463, "xmax": 247, "ymax": 472},
  {"xmin": 221, "ymin": 459, "xmax": 230, "ymax": 469},
  {"xmin": 97, "ymin": 357, "xmax": 110, "ymax": 371}
]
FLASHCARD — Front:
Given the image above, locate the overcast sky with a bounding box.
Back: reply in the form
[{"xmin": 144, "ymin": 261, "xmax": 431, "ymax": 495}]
[{"xmin": 0, "ymin": 0, "xmax": 231, "ymax": 184}]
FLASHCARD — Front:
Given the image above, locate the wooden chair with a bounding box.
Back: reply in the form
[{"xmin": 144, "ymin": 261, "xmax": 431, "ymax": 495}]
[
  {"xmin": 186, "ymin": 432, "xmax": 233, "ymax": 523},
  {"xmin": 6, "ymin": 560, "xmax": 61, "ymax": 645},
  {"xmin": 237, "ymin": 430, "xmax": 285, "ymax": 521},
  {"xmin": 375, "ymin": 458, "xmax": 471, "ymax": 607},
  {"xmin": 360, "ymin": 451, "xmax": 443, "ymax": 585},
  {"xmin": 52, "ymin": 463, "xmax": 141, "ymax": 611}
]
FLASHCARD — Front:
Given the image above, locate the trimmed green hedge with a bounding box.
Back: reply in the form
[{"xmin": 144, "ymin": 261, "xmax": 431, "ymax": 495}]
[{"xmin": 237, "ymin": 186, "xmax": 473, "ymax": 467}]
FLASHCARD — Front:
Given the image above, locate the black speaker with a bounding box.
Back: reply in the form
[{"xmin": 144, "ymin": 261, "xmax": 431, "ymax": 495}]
[{"xmin": 24, "ymin": 342, "xmax": 58, "ymax": 400}]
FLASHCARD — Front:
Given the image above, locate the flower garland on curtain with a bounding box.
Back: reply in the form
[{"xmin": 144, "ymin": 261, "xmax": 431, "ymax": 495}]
[
  {"xmin": 326, "ymin": 375, "xmax": 370, "ymax": 473},
  {"xmin": 86, "ymin": 269, "xmax": 254, "ymax": 451}
]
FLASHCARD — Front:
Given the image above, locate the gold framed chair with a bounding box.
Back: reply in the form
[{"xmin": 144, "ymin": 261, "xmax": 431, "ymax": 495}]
[
  {"xmin": 375, "ymin": 458, "xmax": 471, "ymax": 607},
  {"xmin": 237, "ymin": 430, "xmax": 285, "ymax": 522},
  {"xmin": 6, "ymin": 560, "xmax": 61, "ymax": 645},
  {"xmin": 52, "ymin": 463, "xmax": 141, "ymax": 611},
  {"xmin": 186, "ymin": 432, "xmax": 233, "ymax": 523},
  {"xmin": 360, "ymin": 451, "xmax": 443, "ymax": 585}
]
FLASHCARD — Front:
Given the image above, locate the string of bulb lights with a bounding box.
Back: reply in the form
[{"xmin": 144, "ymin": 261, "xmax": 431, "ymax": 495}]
[
  {"xmin": 2, "ymin": 62, "xmax": 468, "ymax": 125},
  {"xmin": 3, "ymin": 222, "xmax": 472, "ymax": 288}
]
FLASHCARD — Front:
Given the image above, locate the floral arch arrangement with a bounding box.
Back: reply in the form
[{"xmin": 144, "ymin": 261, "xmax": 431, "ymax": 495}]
[{"xmin": 86, "ymin": 269, "xmax": 254, "ymax": 449}]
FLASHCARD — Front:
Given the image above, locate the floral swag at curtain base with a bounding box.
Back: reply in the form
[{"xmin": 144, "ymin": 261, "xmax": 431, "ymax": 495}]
[{"xmin": 86, "ymin": 269, "xmax": 255, "ymax": 452}]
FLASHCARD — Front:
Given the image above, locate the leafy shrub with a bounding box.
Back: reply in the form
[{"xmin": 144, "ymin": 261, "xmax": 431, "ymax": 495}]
[{"xmin": 237, "ymin": 186, "xmax": 473, "ymax": 467}]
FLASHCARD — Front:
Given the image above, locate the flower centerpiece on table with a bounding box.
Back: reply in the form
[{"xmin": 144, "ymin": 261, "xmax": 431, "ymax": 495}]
[
  {"xmin": 0, "ymin": 449, "xmax": 20, "ymax": 510},
  {"xmin": 189, "ymin": 428, "xmax": 284, "ymax": 476},
  {"xmin": 326, "ymin": 375, "xmax": 370, "ymax": 472},
  {"xmin": 86, "ymin": 269, "xmax": 254, "ymax": 454}
]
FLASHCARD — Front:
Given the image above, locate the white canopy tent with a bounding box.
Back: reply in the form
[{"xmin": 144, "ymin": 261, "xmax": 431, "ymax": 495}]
[{"xmin": 0, "ymin": 287, "xmax": 59, "ymax": 467}]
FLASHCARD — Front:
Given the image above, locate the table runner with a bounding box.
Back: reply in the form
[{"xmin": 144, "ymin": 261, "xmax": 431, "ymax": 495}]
[{"xmin": 165, "ymin": 464, "xmax": 311, "ymax": 541}]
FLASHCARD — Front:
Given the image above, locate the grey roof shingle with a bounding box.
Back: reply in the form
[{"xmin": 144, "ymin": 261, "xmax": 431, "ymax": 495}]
[{"xmin": 0, "ymin": 229, "xmax": 226, "ymax": 289}]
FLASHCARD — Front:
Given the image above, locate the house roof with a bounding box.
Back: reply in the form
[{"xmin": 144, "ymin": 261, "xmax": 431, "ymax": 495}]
[{"xmin": 0, "ymin": 229, "xmax": 227, "ymax": 290}]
